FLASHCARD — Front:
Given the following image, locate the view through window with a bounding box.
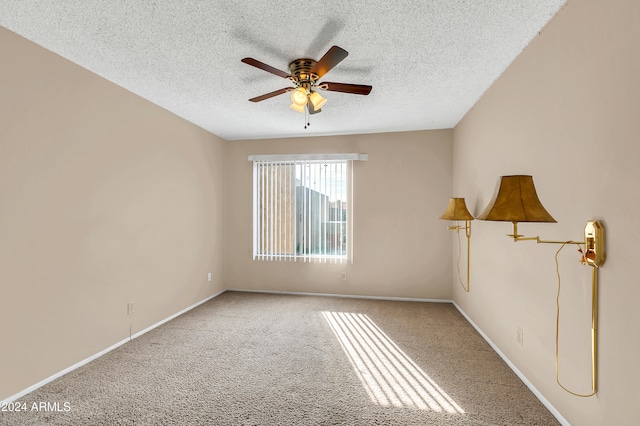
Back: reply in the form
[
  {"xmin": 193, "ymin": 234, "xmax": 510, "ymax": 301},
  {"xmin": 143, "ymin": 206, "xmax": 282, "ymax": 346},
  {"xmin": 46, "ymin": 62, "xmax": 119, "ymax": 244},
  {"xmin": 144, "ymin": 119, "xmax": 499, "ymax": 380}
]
[{"xmin": 252, "ymin": 159, "xmax": 350, "ymax": 262}]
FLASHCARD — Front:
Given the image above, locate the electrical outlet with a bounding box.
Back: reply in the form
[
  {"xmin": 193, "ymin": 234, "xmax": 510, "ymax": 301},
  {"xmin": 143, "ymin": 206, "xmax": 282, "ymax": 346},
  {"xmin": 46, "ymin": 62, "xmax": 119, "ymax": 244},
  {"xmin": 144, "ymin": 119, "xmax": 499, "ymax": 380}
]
[
  {"xmin": 517, "ymin": 327, "xmax": 523, "ymax": 346},
  {"xmin": 207, "ymin": 272, "xmax": 212, "ymax": 282},
  {"xmin": 127, "ymin": 302, "xmax": 134, "ymax": 315}
]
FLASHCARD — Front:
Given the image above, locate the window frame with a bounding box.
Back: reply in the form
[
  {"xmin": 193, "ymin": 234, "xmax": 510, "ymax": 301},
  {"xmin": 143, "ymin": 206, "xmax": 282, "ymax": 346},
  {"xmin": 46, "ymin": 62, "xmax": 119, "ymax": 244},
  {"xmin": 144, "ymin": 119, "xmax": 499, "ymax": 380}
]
[{"xmin": 248, "ymin": 153, "xmax": 367, "ymax": 264}]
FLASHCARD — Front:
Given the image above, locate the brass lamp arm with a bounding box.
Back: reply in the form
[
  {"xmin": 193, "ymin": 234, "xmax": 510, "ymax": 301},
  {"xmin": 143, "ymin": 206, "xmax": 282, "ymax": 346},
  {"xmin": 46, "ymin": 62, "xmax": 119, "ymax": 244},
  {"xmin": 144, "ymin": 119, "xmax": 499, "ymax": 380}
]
[
  {"xmin": 515, "ymin": 236, "xmax": 585, "ymax": 245},
  {"xmin": 509, "ymin": 222, "xmax": 584, "ymax": 245},
  {"xmin": 448, "ymin": 220, "xmax": 472, "ymax": 239}
]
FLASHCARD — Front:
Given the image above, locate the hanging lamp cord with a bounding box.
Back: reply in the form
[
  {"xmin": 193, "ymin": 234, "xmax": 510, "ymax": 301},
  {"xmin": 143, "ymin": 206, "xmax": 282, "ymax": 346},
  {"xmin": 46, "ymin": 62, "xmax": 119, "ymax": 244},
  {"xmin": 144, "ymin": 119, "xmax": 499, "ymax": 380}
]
[
  {"xmin": 554, "ymin": 242, "xmax": 597, "ymax": 397},
  {"xmin": 455, "ymin": 226, "xmax": 469, "ymax": 292}
]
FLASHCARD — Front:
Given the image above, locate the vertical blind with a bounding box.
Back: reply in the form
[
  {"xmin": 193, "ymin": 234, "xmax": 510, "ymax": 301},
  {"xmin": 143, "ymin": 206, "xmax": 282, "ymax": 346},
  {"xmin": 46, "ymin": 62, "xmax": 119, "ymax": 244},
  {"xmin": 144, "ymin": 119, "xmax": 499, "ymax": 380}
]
[{"xmin": 249, "ymin": 153, "xmax": 367, "ymax": 263}]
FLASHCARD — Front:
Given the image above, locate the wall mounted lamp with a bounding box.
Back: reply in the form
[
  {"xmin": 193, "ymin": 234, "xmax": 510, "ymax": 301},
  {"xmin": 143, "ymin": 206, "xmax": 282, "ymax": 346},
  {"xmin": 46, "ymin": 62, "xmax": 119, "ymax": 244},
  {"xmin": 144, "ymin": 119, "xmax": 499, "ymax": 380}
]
[
  {"xmin": 440, "ymin": 198, "xmax": 474, "ymax": 292},
  {"xmin": 478, "ymin": 175, "xmax": 605, "ymax": 396}
]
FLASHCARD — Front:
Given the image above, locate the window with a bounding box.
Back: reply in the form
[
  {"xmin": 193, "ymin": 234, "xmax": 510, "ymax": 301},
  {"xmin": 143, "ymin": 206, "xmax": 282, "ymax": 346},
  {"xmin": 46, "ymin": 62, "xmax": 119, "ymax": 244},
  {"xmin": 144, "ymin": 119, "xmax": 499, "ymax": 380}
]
[{"xmin": 249, "ymin": 154, "xmax": 367, "ymax": 263}]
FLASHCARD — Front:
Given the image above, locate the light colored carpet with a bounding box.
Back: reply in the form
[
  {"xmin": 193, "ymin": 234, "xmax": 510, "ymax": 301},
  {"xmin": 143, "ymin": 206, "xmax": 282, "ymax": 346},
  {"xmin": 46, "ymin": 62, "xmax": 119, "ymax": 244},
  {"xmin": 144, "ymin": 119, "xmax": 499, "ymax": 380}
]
[{"xmin": 0, "ymin": 291, "xmax": 559, "ymax": 425}]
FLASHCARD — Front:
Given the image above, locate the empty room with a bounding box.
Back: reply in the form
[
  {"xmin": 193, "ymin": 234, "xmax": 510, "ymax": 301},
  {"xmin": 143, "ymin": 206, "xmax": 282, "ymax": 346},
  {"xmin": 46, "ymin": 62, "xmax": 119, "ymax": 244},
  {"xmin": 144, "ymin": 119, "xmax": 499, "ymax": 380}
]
[{"xmin": 1, "ymin": 1, "xmax": 638, "ymax": 425}]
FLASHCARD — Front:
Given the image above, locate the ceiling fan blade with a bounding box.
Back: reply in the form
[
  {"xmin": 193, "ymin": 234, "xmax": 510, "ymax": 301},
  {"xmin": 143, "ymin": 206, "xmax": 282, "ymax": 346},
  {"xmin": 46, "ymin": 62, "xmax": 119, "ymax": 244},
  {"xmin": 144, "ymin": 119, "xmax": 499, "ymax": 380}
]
[
  {"xmin": 249, "ymin": 87, "xmax": 293, "ymax": 102},
  {"xmin": 310, "ymin": 46, "xmax": 348, "ymax": 78},
  {"xmin": 242, "ymin": 58, "xmax": 291, "ymax": 79},
  {"xmin": 320, "ymin": 82, "xmax": 372, "ymax": 95}
]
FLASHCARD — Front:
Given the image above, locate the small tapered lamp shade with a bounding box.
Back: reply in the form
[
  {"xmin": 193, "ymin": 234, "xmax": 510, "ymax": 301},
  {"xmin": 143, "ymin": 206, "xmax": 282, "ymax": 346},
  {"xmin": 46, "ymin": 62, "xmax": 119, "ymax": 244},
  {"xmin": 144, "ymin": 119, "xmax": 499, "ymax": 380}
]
[
  {"xmin": 477, "ymin": 175, "xmax": 556, "ymax": 222},
  {"xmin": 440, "ymin": 198, "xmax": 475, "ymax": 221}
]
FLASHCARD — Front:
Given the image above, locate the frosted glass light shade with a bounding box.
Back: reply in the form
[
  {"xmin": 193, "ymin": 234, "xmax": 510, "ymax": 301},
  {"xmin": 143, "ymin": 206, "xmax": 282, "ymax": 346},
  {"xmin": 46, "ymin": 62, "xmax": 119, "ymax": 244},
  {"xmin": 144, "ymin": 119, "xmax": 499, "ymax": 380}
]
[
  {"xmin": 290, "ymin": 87, "xmax": 308, "ymax": 106},
  {"xmin": 309, "ymin": 91, "xmax": 327, "ymax": 110},
  {"xmin": 289, "ymin": 103, "xmax": 305, "ymax": 112}
]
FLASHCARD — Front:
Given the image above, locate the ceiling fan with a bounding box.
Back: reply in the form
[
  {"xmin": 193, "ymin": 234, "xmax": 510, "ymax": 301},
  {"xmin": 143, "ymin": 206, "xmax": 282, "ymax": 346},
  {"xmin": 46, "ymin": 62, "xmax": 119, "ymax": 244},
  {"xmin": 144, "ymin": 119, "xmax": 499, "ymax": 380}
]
[{"xmin": 241, "ymin": 46, "xmax": 372, "ymax": 115}]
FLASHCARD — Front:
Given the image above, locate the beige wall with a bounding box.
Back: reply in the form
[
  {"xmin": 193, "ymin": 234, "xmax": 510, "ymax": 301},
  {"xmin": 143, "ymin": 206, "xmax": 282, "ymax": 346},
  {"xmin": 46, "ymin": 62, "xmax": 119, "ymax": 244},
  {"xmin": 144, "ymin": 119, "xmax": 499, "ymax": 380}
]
[
  {"xmin": 453, "ymin": 0, "xmax": 640, "ymax": 424},
  {"xmin": 0, "ymin": 29, "xmax": 226, "ymax": 400},
  {"xmin": 225, "ymin": 130, "xmax": 453, "ymax": 299}
]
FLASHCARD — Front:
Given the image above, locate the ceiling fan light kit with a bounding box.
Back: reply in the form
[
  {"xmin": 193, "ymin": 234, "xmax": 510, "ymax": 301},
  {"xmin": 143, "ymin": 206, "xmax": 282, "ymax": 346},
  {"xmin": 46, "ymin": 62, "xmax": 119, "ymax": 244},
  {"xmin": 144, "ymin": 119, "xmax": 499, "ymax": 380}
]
[{"xmin": 242, "ymin": 45, "xmax": 372, "ymax": 122}]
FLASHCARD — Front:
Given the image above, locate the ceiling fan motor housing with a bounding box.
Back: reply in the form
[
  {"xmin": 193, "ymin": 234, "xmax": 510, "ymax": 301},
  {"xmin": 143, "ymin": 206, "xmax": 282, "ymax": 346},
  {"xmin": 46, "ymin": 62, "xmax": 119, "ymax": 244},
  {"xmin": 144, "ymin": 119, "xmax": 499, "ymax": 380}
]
[{"xmin": 289, "ymin": 58, "xmax": 319, "ymax": 89}]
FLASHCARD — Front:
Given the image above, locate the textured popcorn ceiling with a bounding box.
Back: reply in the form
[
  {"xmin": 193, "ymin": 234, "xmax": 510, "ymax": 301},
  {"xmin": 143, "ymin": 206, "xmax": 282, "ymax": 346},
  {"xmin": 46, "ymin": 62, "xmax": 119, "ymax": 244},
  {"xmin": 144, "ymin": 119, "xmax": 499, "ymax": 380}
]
[{"xmin": 1, "ymin": 1, "xmax": 565, "ymax": 140}]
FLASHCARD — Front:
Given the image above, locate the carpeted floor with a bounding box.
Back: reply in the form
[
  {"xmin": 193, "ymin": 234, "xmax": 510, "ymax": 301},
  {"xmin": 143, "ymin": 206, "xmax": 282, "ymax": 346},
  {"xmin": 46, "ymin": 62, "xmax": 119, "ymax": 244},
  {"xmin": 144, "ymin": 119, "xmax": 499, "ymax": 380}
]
[{"xmin": 0, "ymin": 291, "xmax": 560, "ymax": 425}]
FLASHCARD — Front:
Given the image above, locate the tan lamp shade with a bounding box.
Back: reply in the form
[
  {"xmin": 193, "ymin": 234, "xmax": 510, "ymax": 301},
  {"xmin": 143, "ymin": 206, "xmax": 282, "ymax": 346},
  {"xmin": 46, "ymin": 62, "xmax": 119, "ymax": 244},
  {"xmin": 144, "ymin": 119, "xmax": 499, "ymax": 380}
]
[
  {"xmin": 440, "ymin": 198, "xmax": 475, "ymax": 221},
  {"xmin": 477, "ymin": 175, "xmax": 556, "ymax": 222}
]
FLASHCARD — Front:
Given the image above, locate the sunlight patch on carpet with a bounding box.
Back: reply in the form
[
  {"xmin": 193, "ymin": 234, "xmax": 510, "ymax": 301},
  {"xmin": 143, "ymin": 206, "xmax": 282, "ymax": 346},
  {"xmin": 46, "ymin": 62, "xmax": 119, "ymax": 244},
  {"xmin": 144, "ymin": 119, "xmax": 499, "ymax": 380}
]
[{"xmin": 322, "ymin": 311, "xmax": 464, "ymax": 413}]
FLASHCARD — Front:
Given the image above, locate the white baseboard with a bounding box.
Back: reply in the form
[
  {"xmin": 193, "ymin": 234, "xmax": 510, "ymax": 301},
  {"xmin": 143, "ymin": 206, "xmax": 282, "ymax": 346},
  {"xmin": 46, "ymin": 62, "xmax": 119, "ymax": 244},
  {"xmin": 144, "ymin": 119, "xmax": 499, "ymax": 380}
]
[
  {"xmin": 451, "ymin": 301, "xmax": 570, "ymax": 426},
  {"xmin": 128, "ymin": 290, "xmax": 225, "ymax": 340},
  {"xmin": 227, "ymin": 288, "xmax": 453, "ymax": 304},
  {"xmin": 1, "ymin": 290, "xmax": 226, "ymax": 404}
]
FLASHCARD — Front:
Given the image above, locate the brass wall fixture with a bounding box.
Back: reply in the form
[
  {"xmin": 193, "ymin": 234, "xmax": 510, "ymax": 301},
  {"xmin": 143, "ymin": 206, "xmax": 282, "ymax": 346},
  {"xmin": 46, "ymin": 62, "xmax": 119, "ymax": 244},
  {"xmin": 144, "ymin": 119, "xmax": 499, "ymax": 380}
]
[
  {"xmin": 478, "ymin": 175, "xmax": 605, "ymax": 396},
  {"xmin": 440, "ymin": 198, "xmax": 474, "ymax": 292}
]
